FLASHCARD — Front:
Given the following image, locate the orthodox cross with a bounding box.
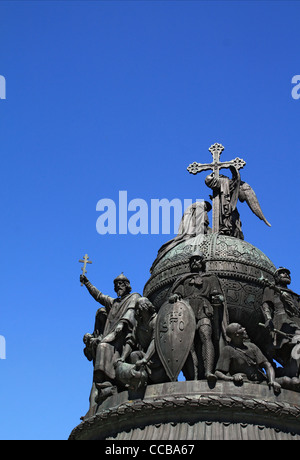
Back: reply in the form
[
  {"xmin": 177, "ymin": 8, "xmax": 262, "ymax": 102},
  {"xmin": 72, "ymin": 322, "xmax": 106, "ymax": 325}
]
[
  {"xmin": 79, "ymin": 254, "xmax": 92, "ymax": 285},
  {"xmin": 187, "ymin": 143, "xmax": 246, "ymax": 233}
]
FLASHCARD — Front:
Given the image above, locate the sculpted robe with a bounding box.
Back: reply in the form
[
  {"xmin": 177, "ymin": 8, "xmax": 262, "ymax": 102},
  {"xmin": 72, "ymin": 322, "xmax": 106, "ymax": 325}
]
[
  {"xmin": 150, "ymin": 201, "xmax": 211, "ymax": 272},
  {"xmin": 86, "ymin": 281, "xmax": 140, "ymax": 380},
  {"xmin": 205, "ymin": 167, "xmax": 243, "ymax": 239},
  {"xmin": 216, "ymin": 342, "xmax": 268, "ymax": 383},
  {"xmin": 263, "ymin": 285, "xmax": 300, "ymax": 348}
]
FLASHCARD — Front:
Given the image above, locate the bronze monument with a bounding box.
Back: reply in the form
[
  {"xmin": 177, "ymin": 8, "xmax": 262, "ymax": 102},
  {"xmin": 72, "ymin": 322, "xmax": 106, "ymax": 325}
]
[{"xmin": 70, "ymin": 143, "xmax": 300, "ymax": 440}]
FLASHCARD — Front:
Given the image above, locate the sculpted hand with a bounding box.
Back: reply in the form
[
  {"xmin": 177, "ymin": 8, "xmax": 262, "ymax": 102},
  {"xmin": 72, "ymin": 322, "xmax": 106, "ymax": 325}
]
[
  {"xmin": 115, "ymin": 323, "xmax": 124, "ymax": 334},
  {"xmin": 114, "ymin": 357, "xmax": 125, "ymax": 368},
  {"xmin": 169, "ymin": 294, "xmax": 181, "ymax": 304},
  {"xmin": 265, "ymin": 319, "xmax": 274, "ymax": 331},
  {"xmin": 233, "ymin": 373, "xmax": 244, "ymax": 384},
  {"xmin": 135, "ymin": 358, "xmax": 147, "ymax": 370},
  {"xmin": 80, "ymin": 274, "xmax": 88, "ymax": 285},
  {"xmin": 269, "ymin": 381, "xmax": 281, "ymax": 395}
]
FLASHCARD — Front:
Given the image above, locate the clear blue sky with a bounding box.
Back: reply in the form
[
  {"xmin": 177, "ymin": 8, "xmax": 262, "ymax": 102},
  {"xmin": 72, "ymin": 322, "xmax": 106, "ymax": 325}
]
[{"xmin": 1, "ymin": 0, "xmax": 300, "ymax": 439}]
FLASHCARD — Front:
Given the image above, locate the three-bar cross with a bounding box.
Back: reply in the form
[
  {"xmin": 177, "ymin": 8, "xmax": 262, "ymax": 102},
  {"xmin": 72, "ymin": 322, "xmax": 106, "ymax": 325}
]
[
  {"xmin": 79, "ymin": 254, "xmax": 92, "ymax": 285},
  {"xmin": 187, "ymin": 143, "xmax": 246, "ymax": 233}
]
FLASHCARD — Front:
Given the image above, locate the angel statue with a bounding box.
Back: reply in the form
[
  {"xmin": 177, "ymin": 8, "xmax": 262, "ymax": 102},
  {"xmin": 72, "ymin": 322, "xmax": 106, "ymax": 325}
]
[
  {"xmin": 187, "ymin": 143, "xmax": 271, "ymax": 240},
  {"xmin": 205, "ymin": 165, "xmax": 271, "ymax": 240}
]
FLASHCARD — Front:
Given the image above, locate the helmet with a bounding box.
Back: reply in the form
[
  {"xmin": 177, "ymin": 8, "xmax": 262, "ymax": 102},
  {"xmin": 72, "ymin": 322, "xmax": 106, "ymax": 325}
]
[
  {"xmin": 274, "ymin": 267, "xmax": 291, "ymax": 277},
  {"xmin": 113, "ymin": 272, "xmax": 130, "ymax": 284},
  {"xmin": 190, "ymin": 250, "xmax": 204, "ymax": 260}
]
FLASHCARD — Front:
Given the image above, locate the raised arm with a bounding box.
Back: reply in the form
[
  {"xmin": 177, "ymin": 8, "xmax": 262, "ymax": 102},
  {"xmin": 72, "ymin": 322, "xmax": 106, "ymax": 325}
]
[{"xmin": 80, "ymin": 274, "xmax": 114, "ymax": 310}]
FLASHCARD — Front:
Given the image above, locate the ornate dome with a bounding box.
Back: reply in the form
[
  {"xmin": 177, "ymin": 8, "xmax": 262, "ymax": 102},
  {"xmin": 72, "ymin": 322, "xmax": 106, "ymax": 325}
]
[{"xmin": 144, "ymin": 233, "xmax": 276, "ymax": 349}]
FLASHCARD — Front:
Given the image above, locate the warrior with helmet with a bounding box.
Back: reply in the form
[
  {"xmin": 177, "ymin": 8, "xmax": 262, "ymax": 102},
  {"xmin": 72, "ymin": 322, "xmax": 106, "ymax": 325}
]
[
  {"xmin": 80, "ymin": 272, "xmax": 141, "ymax": 411},
  {"xmin": 261, "ymin": 267, "xmax": 300, "ymax": 380},
  {"xmin": 169, "ymin": 250, "xmax": 228, "ymax": 383}
]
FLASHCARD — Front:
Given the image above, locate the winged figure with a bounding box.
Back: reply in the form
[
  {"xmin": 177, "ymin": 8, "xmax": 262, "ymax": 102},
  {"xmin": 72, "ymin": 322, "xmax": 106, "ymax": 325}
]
[
  {"xmin": 205, "ymin": 166, "xmax": 271, "ymax": 239},
  {"xmin": 239, "ymin": 181, "xmax": 271, "ymax": 227}
]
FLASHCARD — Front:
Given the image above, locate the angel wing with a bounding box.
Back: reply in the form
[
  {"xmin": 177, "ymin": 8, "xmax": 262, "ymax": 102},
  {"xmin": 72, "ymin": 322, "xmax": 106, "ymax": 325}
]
[{"xmin": 238, "ymin": 182, "xmax": 271, "ymax": 227}]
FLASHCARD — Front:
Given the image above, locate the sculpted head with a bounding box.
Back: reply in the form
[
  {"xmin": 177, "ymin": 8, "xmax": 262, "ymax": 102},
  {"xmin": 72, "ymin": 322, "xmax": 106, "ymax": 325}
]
[
  {"xmin": 226, "ymin": 323, "xmax": 248, "ymax": 342},
  {"xmin": 189, "ymin": 250, "xmax": 206, "ymax": 273},
  {"xmin": 113, "ymin": 273, "xmax": 132, "ymax": 297},
  {"xmin": 274, "ymin": 267, "xmax": 291, "ymax": 287},
  {"xmin": 135, "ymin": 297, "xmax": 156, "ymax": 321}
]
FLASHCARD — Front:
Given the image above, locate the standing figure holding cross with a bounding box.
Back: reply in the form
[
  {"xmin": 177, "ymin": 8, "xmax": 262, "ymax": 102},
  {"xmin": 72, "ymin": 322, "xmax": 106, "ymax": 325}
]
[
  {"xmin": 205, "ymin": 163, "xmax": 244, "ymax": 239},
  {"xmin": 80, "ymin": 272, "xmax": 141, "ymax": 414},
  {"xmin": 187, "ymin": 143, "xmax": 271, "ymax": 239}
]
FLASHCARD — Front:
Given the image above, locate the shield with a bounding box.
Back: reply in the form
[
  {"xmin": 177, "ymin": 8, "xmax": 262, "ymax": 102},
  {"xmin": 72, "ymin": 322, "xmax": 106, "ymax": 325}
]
[{"xmin": 155, "ymin": 299, "xmax": 196, "ymax": 381}]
